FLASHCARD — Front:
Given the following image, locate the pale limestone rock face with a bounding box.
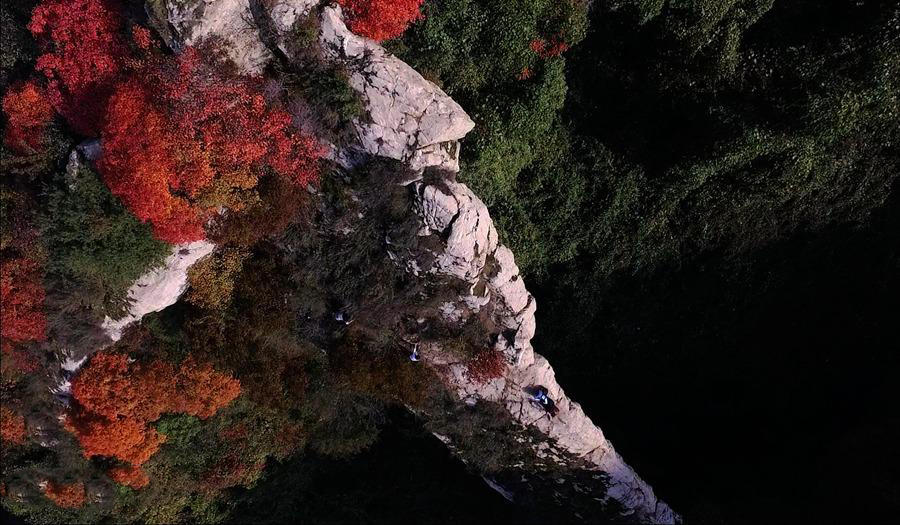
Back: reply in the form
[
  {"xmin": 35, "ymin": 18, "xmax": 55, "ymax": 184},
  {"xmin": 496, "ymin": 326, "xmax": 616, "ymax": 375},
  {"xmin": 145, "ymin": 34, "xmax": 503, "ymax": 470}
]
[
  {"xmin": 102, "ymin": 241, "xmax": 215, "ymax": 342},
  {"xmin": 317, "ymin": 6, "xmax": 475, "ymax": 171},
  {"xmin": 406, "ymin": 179, "xmax": 678, "ymax": 524},
  {"xmin": 163, "ymin": 0, "xmax": 272, "ymax": 75},
  {"xmin": 159, "ymin": 2, "xmax": 472, "ymax": 172},
  {"xmin": 411, "ymin": 180, "xmax": 498, "ymax": 282},
  {"xmin": 269, "ymin": 0, "xmax": 320, "ymax": 34}
]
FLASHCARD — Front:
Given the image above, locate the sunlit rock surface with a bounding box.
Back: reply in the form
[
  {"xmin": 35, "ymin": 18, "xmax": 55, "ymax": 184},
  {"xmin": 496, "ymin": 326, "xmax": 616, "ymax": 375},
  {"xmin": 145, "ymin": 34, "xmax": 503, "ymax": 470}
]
[
  {"xmin": 317, "ymin": 5, "xmax": 475, "ymax": 170},
  {"xmin": 159, "ymin": 0, "xmax": 272, "ymax": 74},
  {"xmin": 101, "ymin": 241, "xmax": 214, "ymax": 342}
]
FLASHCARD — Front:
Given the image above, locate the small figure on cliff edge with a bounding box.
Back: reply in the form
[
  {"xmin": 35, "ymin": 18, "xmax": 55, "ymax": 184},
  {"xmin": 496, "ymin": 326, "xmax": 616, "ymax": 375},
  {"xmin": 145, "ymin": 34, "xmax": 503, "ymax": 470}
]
[{"xmin": 527, "ymin": 385, "xmax": 559, "ymax": 416}]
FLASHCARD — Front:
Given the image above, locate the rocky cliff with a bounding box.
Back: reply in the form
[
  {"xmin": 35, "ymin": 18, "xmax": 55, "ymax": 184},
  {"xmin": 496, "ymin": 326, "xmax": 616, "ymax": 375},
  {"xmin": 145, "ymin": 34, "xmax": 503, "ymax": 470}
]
[{"xmin": 105, "ymin": 1, "xmax": 678, "ymax": 522}]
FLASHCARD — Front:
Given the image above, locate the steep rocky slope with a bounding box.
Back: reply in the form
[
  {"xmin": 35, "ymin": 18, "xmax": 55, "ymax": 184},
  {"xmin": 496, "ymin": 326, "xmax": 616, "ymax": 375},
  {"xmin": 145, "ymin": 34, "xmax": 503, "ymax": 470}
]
[{"xmin": 100, "ymin": 1, "xmax": 678, "ymax": 522}]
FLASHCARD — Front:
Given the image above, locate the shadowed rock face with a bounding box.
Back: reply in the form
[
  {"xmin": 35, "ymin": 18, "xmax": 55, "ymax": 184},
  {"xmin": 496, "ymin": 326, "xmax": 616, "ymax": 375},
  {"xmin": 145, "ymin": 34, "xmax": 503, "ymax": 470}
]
[{"xmin": 125, "ymin": 1, "xmax": 678, "ymax": 521}]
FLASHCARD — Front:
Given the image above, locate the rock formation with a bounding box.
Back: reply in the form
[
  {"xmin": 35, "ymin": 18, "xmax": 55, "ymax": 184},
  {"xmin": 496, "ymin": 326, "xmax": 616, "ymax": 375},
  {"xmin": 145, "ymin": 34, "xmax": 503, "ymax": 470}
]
[
  {"xmin": 100, "ymin": 240, "xmax": 215, "ymax": 342},
  {"xmin": 403, "ymin": 176, "xmax": 677, "ymax": 523},
  {"xmin": 114, "ymin": 1, "xmax": 678, "ymax": 521}
]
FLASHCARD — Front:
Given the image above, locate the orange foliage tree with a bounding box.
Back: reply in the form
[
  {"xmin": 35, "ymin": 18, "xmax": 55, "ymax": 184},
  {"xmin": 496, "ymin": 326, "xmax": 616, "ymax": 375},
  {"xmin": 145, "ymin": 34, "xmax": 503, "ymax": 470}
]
[
  {"xmin": 0, "ymin": 404, "xmax": 26, "ymax": 445},
  {"xmin": 107, "ymin": 464, "xmax": 149, "ymax": 489},
  {"xmin": 23, "ymin": 1, "xmax": 322, "ymax": 243},
  {"xmin": 67, "ymin": 353, "xmax": 240, "ymax": 488},
  {"xmin": 0, "ymin": 257, "xmax": 46, "ymax": 355},
  {"xmin": 1, "ymin": 81, "xmax": 55, "ymax": 152},
  {"xmin": 98, "ymin": 46, "xmax": 322, "ymax": 243},
  {"xmin": 28, "ymin": 0, "xmax": 126, "ymax": 136},
  {"xmin": 337, "ymin": 0, "xmax": 424, "ymax": 41},
  {"xmin": 43, "ymin": 481, "xmax": 86, "ymax": 508}
]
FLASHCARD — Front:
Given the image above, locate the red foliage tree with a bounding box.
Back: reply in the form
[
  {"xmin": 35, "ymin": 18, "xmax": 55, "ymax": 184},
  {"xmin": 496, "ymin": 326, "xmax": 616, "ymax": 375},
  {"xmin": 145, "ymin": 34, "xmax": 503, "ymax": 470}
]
[
  {"xmin": 67, "ymin": 352, "xmax": 241, "ymax": 488},
  {"xmin": 64, "ymin": 412, "xmax": 166, "ymax": 467},
  {"xmin": 43, "ymin": 481, "xmax": 85, "ymax": 508},
  {"xmin": 1, "ymin": 81, "xmax": 55, "ymax": 152},
  {"xmin": 98, "ymin": 47, "xmax": 322, "ymax": 243},
  {"xmin": 465, "ymin": 348, "xmax": 507, "ymax": 383},
  {"xmin": 28, "ymin": 0, "xmax": 126, "ymax": 135},
  {"xmin": 71, "ymin": 353, "xmax": 177, "ymax": 422},
  {"xmin": 530, "ymin": 37, "xmax": 570, "ymax": 59},
  {"xmin": 107, "ymin": 464, "xmax": 149, "ymax": 489},
  {"xmin": 338, "ymin": 0, "xmax": 424, "ymax": 41},
  {"xmin": 0, "ymin": 257, "xmax": 46, "ymax": 351},
  {"xmin": 0, "ymin": 405, "xmax": 26, "ymax": 445}
]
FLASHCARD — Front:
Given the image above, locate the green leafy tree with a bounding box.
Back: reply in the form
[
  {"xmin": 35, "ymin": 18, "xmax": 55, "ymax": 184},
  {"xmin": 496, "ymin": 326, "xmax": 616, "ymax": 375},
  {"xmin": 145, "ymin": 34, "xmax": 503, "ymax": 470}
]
[{"xmin": 41, "ymin": 165, "xmax": 169, "ymax": 317}]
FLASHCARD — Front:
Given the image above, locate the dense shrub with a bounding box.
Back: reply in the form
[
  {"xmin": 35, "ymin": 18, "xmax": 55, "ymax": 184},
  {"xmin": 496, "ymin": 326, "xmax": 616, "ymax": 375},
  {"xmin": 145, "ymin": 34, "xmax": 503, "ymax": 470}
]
[
  {"xmin": 0, "ymin": 3, "xmax": 38, "ymax": 90},
  {"xmin": 396, "ymin": 0, "xmax": 586, "ymax": 94}
]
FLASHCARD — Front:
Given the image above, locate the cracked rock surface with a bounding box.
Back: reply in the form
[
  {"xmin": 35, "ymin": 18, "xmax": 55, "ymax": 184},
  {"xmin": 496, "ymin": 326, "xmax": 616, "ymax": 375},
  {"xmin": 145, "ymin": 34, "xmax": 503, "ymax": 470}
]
[{"xmin": 317, "ymin": 5, "xmax": 475, "ymax": 170}]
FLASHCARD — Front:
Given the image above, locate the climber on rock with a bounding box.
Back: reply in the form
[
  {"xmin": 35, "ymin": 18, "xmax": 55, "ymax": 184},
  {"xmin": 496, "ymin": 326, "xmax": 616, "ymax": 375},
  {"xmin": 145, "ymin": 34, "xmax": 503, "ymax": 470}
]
[
  {"xmin": 409, "ymin": 343, "xmax": 420, "ymax": 362},
  {"xmin": 527, "ymin": 385, "xmax": 559, "ymax": 416}
]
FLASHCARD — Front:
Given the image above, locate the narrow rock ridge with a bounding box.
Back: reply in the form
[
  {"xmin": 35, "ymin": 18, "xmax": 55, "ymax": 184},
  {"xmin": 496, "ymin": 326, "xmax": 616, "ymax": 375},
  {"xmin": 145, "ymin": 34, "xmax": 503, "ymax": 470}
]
[
  {"xmin": 128, "ymin": 1, "xmax": 677, "ymax": 521},
  {"xmin": 402, "ymin": 177, "xmax": 677, "ymax": 523},
  {"xmin": 316, "ymin": 5, "xmax": 475, "ymax": 171}
]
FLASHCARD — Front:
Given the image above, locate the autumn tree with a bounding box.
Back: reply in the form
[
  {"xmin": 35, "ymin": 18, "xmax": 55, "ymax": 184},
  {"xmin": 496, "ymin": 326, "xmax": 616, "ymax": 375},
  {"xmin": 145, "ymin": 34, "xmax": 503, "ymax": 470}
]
[
  {"xmin": 66, "ymin": 352, "xmax": 241, "ymax": 488},
  {"xmin": 65, "ymin": 413, "xmax": 166, "ymax": 467},
  {"xmin": 42, "ymin": 481, "xmax": 86, "ymax": 508},
  {"xmin": 0, "ymin": 257, "xmax": 46, "ymax": 352},
  {"xmin": 107, "ymin": 464, "xmax": 149, "ymax": 489},
  {"xmin": 0, "ymin": 404, "xmax": 26, "ymax": 445},
  {"xmin": 338, "ymin": 0, "xmax": 424, "ymax": 41},
  {"xmin": 98, "ymin": 46, "xmax": 322, "ymax": 243},
  {"xmin": 1, "ymin": 80, "xmax": 54, "ymax": 152},
  {"xmin": 28, "ymin": 0, "xmax": 126, "ymax": 135},
  {"xmin": 186, "ymin": 248, "xmax": 247, "ymax": 312},
  {"xmin": 173, "ymin": 357, "xmax": 243, "ymax": 419}
]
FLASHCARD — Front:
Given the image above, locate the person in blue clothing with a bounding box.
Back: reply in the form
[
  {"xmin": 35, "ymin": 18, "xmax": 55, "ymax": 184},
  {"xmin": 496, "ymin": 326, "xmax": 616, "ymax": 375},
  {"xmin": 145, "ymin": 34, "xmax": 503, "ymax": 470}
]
[
  {"xmin": 532, "ymin": 387, "xmax": 550, "ymax": 405},
  {"xmin": 528, "ymin": 386, "xmax": 558, "ymax": 416}
]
